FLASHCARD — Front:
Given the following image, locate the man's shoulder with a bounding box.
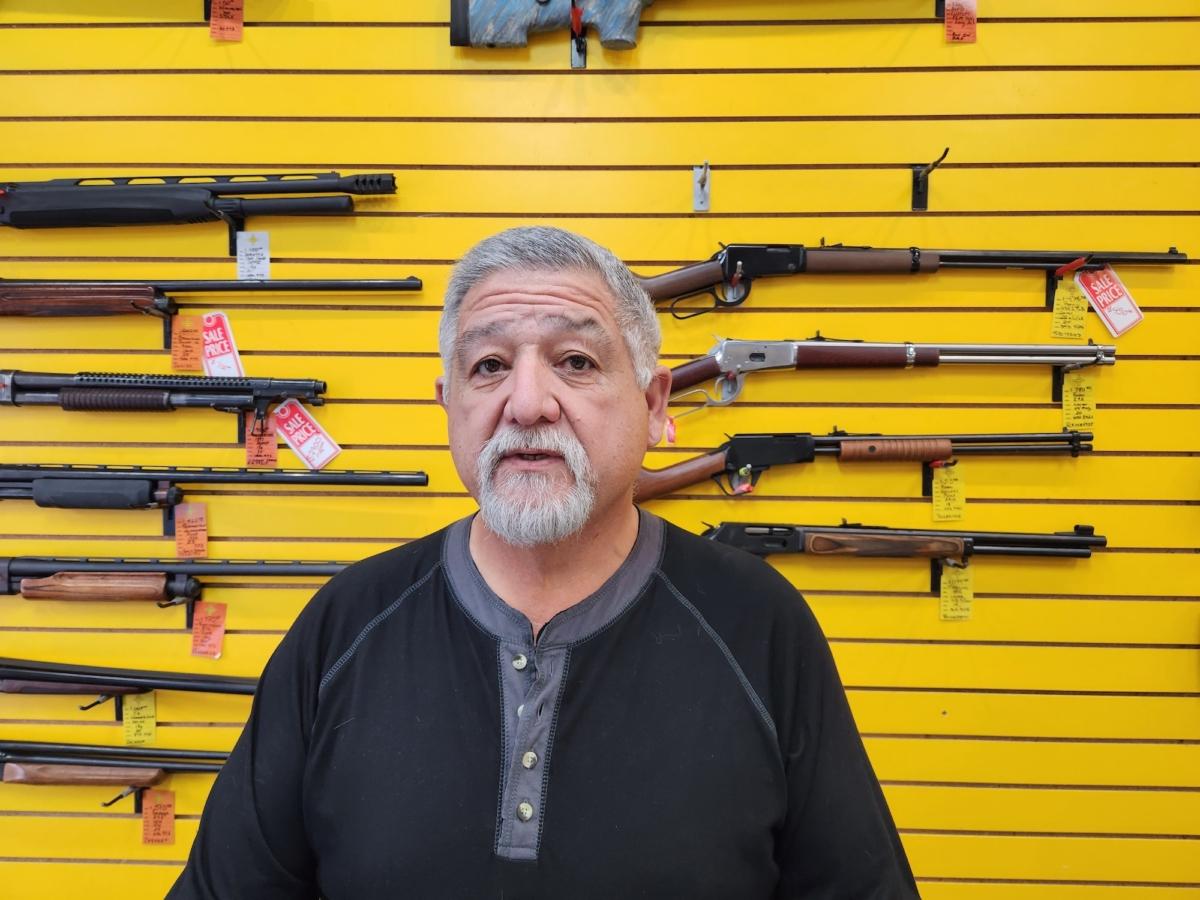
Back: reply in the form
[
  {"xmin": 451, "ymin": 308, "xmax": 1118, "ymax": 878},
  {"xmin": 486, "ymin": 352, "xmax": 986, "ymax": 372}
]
[{"xmin": 656, "ymin": 516, "xmax": 804, "ymax": 615}]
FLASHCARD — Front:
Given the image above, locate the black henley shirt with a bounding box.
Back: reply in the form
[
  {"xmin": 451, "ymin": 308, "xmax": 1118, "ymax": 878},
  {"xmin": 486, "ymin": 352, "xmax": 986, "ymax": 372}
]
[{"xmin": 169, "ymin": 510, "xmax": 918, "ymax": 899}]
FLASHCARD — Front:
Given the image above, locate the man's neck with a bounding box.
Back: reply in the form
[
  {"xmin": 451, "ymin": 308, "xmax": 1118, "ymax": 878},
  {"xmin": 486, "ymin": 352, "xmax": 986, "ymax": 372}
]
[{"xmin": 468, "ymin": 500, "xmax": 641, "ymax": 637}]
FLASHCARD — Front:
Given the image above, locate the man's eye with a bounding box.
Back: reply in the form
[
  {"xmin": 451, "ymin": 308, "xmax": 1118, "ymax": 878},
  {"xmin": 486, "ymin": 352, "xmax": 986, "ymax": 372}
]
[
  {"xmin": 563, "ymin": 354, "xmax": 593, "ymax": 371},
  {"xmin": 474, "ymin": 358, "xmax": 504, "ymax": 375}
]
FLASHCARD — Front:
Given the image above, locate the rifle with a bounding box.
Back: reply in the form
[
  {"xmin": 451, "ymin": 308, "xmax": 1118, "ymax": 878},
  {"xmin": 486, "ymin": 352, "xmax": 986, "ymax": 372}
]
[
  {"xmin": 451, "ymin": 0, "xmax": 654, "ymax": 67},
  {"xmin": 0, "ymin": 462, "xmax": 429, "ymax": 517},
  {"xmin": 670, "ymin": 336, "xmax": 1116, "ymax": 406},
  {"xmin": 0, "ymin": 277, "xmax": 422, "ymax": 321},
  {"xmin": 0, "ymin": 740, "xmax": 226, "ymax": 808},
  {"xmin": 636, "ymin": 430, "xmax": 1092, "ymax": 502},
  {"xmin": 0, "ymin": 556, "xmax": 347, "ymax": 623},
  {"xmin": 636, "ymin": 243, "xmax": 1188, "ymax": 314},
  {"xmin": 0, "ymin": 657, "xmax": 255, "ymax": 713},
  {"xmin": 0, "ymin": 369, "xmax": 325, "ymax": 439},
  {"xmin": 0, "ymin": 172, "xmax": 396, "ymax": 254},
  {"xmin": 705, "ymin": 521, "xmax": 1105, "ymax": 591}
]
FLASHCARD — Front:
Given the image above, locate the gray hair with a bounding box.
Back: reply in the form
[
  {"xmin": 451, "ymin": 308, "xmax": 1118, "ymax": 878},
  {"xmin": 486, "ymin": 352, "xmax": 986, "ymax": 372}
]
[{"xmin": 440, "ymin": 226, "xmax": 661, "ymax": 389}]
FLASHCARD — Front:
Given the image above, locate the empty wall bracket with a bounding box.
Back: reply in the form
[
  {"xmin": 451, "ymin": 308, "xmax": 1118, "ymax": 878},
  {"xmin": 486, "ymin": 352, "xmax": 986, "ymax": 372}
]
[{"xmin": 911, "ymin": 147, "xmax": 950, "ymax": 211}]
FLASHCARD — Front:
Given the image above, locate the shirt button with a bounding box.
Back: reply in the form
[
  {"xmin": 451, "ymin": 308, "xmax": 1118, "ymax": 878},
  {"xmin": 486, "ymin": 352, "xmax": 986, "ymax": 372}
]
[
  {"xmin": 516, "ymin": 801, "xmax": 535, "ymax": 822},
  {"xmin": 521, "ymin": 751, "xmax": 539, "ymax": 769},
  {"xmin": 512, "ymin": 654, "xmax": 529, "ymax": 671}
]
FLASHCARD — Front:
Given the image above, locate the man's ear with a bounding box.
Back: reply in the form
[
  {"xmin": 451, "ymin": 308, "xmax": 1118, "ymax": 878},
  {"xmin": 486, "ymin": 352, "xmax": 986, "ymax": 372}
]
[
  {"xmin": 435, "ymin": 375, "xmax": 448, "ymax": 410},
  {"xmin": 644, "ymin": 365, "xmax": 673, "ymax": 447}
]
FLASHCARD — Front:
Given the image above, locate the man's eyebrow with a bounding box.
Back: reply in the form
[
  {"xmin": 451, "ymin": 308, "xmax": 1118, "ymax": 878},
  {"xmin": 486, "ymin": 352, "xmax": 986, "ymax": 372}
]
[{"xmin": 454, "ymin": 314, "xmax": 615, "ymax": 361}]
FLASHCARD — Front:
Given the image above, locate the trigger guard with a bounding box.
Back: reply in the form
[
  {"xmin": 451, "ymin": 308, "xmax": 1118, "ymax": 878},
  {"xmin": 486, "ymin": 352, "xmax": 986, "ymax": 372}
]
[
  {"xmin": 721, "ymin": 279, "xmax": 749, "ymax": 305},
  {"xmin": 711, "ymin": 375, "xmax": 743, "ymax": 406}
]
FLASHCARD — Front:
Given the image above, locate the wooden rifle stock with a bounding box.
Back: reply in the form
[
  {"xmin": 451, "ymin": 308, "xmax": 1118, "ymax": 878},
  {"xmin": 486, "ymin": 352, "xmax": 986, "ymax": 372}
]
[
  {"xmin": 804, "ymin": 532, "xmax": 966, "ymax": 558},
  {"xmin": 2, "ymin": 761, "xmax": 164, "ymax": 786},
  {"xmin": 635, "ymin": 452, "xmax": 727, "ymax": 501},
  {"xmin": 802, "ymin": 248, "xmax": 941, "ymax": 274},
  {"xmin": 837, "ymin": 439, "xmax": 954, "ymax": 461},
  {"xmin": 637, "ymin": 261, "xmax": 725, "ymax": 301},
  {"xmin": 0, "ymin": 284, "xmax": 162, "ymax": 316},
  {"xmin": 19, "ymin": 572, "xmax": 169, "ymax": 602}
]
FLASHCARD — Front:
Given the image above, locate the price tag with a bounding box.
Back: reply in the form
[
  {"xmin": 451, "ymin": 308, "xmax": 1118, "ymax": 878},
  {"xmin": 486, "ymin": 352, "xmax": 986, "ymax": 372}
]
[
  {"xmin": 200, "ymin": 312, "xmax": 245, "ymax": 377},
  {"xmin": 939, "ymin": 565, "xmax": 974, "ymax": 620},
  {"xmin": 142, "ymin": 789, "xmax": 176, "ymax": 845},
  {"xmin": 175, "ymin": 502, "xmax": 209, "ymax": 559},
  {"xmin": 1051, "ymin": 278, "xmax": 1088, "ymax": 339},
  {"xmin": 191, "ymin": 601, "xmax": 228, "ymax": 659},
  {"xmin": 1076, "ymin": 266, "xmax": 1143, "ymax": 337},
  {"xmin": 170, "ymin": 315, "xmax": 203, "ymax": 371},
  {"xmin": 944, "ymin": 0, "xmax": 977, "ymax": 43},
  {"xmin": 209, "ymin": 0, "xmax": 244, "ymax": 42},
  {"xmin": 236, "ymin": 231, "xmax": 271, "ymax": 280},
  {"xmin": 123, "ymin": 691, "xmax": 157, "ymax": 745},
  {"xmin": 1062, "ymin": 371, "xmax": 1096, "ymax": 430},
  {"xmin": 245, "ymin": 411, "xmax": 279, "ymax": 467},
  {"xmin": 275, "ymin": 399, "xmax": 342, "ymax": 470},
  {"xmin": 931, "ymin": 463, "xmax": 965, "ymax": 522}
]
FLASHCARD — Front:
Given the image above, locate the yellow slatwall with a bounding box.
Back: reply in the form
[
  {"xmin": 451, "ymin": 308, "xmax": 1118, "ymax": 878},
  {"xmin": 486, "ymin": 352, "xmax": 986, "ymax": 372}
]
[{"xmin": 1, "ymin": 1, "xmax": 1197, "ymax": 896}]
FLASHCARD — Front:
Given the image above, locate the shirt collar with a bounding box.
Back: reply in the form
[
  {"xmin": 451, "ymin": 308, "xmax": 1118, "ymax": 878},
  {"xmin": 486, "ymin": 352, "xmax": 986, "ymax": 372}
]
[{"xmin": 442, "ymin": 508, "xmax": 664, "ymax": 647}]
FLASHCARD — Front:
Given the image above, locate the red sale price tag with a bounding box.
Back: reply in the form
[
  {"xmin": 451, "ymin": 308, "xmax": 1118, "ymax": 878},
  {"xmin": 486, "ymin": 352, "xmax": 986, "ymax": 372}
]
[
  {"xmin": 1076, "ymin": 266, "xmax": 1144, "ymax": 337},
  {"xmin": 200, "ymin": 312, "xmax": 245, "ymax": 377},
  {"xmin": 209, "ymin": 0, "xmax": 244, "ymax": 42},
  {"xmin": 191, "ymin": 601, "xmax": 228, "ymax": 659},
  {"xmin": 944, "ymin": 0, "xmax": 977, "ymax": 43},
  {"xmin": 274, "ymin": 399, "xmax": 342, "ymax": 470}
]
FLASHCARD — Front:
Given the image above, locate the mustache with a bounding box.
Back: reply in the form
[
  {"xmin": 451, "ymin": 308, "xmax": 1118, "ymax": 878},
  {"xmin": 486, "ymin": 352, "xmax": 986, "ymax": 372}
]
[{"xmin": 478, "ymin": 425, "xmax": 593, "ymax": 483}]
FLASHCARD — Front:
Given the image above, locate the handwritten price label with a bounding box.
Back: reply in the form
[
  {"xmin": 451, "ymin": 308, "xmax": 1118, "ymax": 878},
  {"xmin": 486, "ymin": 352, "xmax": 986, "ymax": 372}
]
[
  {"xmin": 191, "ymin": 601, "xmax": 228, "ymax": 659},
  {"xmin": 123, "ymin": 691, "xmax": 157, "ymax": 746},
  {"xmin": 1051, "ymin": 279, "xmax": 1089, "ymax": 339},
  {"xmin": 275, "ymin": 399, "xmax": 342, "ymax": 470},
  {"xmin": 1062, "ymin": 371, "xmax": 1096, "ymax": 430},
  {"xmin": 944, "ymin": 0, "xmax": 977, "ymax": 43},
  {"xmin": 931, "ymin": 464, "xmax": 965, "ymax": 522},
  {"xmin": 245, "ymin": 411, "xmax": 279, "ymax": 467},
  {"xmin": 209, "ymin": 0, "xmax": 244, "ymax": 42},
  {"xmin": 939, "ymin": 565, "xmax": 974, "ymax": 620},
  {"xmin": 171, "ymin": 315, "xmax": 204, "ymax": 371},
  {"xmin": 175, "ymin": 502, "xmax": 209, "ymax": 559},
  {"xmin": 142, "ymin": 790, "xmax": 176, "ymax": 844}
]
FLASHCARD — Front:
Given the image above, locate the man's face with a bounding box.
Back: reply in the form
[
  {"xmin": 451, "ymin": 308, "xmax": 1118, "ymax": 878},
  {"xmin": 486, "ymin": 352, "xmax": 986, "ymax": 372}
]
[{"xmin": 436, "ymin": 267, "xmax": 669, "ymax": 546}]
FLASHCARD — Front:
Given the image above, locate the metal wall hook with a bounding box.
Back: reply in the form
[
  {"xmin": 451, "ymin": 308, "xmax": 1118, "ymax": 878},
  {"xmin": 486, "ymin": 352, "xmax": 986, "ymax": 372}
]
[{"xmin": 912, "ymin": 147, "xmax": 950, "ymax": 211}]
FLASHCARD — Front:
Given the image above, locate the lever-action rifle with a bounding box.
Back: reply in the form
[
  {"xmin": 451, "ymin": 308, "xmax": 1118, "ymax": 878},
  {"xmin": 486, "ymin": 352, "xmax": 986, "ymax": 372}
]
[
  {"xmin": 705, "ymin": 521, "xmax": 1105, "ymax": 559},
  {"xmin": 0, "ymin": 369, "xmax": 325, "ymax": 438},
  {"xmin": 0, "ymin": 172, "xmax": 396, "ymax": 254},
  {"xmin": 0, "ymin": 657, "xmax": 255, "ymax": 714},
  {"xmin": 0, "ymin": 463, "xmax": 429, "ymax": 510},
  {"xmin": 637, "ymin": 243, "xmax": 1188, "ymax": 313},
  {"xmin": 636, "ymin": 430, "xmax": 1092, "ymax": 501},
  {"xmin": 0, "ymin": 740, "xmax": 226, "ymax": 808},
  {"xmin": 0, "ymin": 277, "xmax": 423, "ymax": 320},
  {"xmin": 0, "ymin": 557, "xmax": 347, "ymax": 623},
  {"xmin": 670, "ymin": 336, "xmax": 1116, "ymax": 406}
]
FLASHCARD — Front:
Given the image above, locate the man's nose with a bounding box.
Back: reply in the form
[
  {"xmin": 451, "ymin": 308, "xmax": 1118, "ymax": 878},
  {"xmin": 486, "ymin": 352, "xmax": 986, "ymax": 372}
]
[{"xmin": 504, "ymin": 355, "xmax": 561, "ymax": 426}]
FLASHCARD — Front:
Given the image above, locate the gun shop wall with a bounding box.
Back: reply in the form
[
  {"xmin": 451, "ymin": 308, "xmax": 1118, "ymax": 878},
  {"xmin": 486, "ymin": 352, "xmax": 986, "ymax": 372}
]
[{"xmin": 1, "ymin": 1, "xmax": 1197, "ymax": 896}]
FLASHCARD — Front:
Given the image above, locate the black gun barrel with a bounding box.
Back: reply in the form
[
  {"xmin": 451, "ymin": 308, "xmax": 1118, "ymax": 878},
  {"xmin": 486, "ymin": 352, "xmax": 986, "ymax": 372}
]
[
  {"xmin": 0, "ymin": 658, "xmax": 256, "ymax": 696},
  {"xmin": 929, "ymin": 247, "xmax": 1188, "ymax": 269},
  {"xmin": 1, "ymin": 557, "xmax": 348, "ymax": 583},
  {"xmin": 3, "ymin": 173, "xmax": 396, "ymax": 197},
  {"xmin": 0, "ymin": 277, "xmax": 422, "ymax": 294},
  {"xmin": 0, "ymin": 740, "xmax": 227, "ymax": 772}
]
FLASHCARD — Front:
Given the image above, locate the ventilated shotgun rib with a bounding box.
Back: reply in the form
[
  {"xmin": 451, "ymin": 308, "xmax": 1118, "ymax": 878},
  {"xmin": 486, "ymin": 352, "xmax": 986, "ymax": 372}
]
[
  {"xmin": 636, "ymin": 243, "xmax": 1187, "ymax": 311},
  {"xmin": 635, "ymin": 430, "xmax": 1092, "ymax": 501}
]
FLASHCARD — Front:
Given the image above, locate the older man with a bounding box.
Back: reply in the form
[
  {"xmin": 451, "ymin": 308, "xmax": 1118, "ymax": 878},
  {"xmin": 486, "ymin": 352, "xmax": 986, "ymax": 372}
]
[{"xmin": 169, "ymin": 227, "xmax": 918, "ymax": 899}]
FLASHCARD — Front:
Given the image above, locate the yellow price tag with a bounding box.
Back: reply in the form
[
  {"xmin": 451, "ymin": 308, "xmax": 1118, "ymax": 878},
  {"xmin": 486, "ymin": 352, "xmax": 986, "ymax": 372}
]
[
  {"xmin": 939, "ymin": 564, "xmax": 974, "ymax": 621},
  {"xmin": 1062, "ymin": 371, "xmax": 1096, "ymax": 430},
  {"xmin": 122, "ymin": 691, "xmax": 157, "ymax": 746},
  {"xmin": 1051, "ymin": 278, "xmax": 1088, "ymax": 339},
  {"xmin": 931, "ymin": 464, "xmax": 965, "ymax": 522}
]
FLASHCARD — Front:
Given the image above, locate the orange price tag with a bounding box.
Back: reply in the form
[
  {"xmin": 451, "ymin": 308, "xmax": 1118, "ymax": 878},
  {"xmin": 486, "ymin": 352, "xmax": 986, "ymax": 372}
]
[
  {"xmin": 209, "ymin": 0, "xmax": 244, "ymax": 42},
  {"xmin": 245, "ymin": 411, "xmax": 279, "ymax": 467},
  {"xmin": 175, "ymin": 502, "xmax": 209, "ymax": 559},
  {"xmin": 191, "ymin": 601, "xmax": 228, "ymax": 659},
  {"xmin": 142, "ymin": 789, "xmax": 176, "ymax": 845},
  {"xmin": 170, "ymin": 315, "xmax": 203, "ymax": 371},
  {"xmin": 945, "ymin": 0, "xmax": 977, "ymax": 43}
]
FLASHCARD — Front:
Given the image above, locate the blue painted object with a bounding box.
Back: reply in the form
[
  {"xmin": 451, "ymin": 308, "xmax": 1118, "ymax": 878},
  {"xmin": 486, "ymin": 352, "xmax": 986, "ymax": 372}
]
[{"xmin": 450, "ymin": 0, "xmax": 656, "ymax": 49}]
